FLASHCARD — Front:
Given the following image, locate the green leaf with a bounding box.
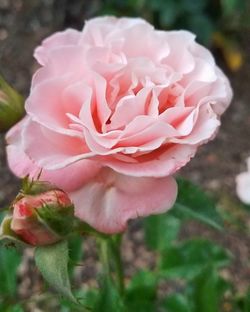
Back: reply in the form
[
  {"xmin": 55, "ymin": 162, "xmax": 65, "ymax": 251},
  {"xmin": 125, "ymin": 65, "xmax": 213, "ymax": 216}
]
[
  {"xmin": 159, "ymin": 0, "xmax": 180, "ymax": 26},
  {"xmin": 0, "ymin": 244, "xmax": 21, "ymax": 297},
  {"xmin": 126, "ymin": 270, "xmax": 157, "ymax": 300},
  {"xmin": 144, "ymin": 214, "xmax": 181, "ymax": 250},
  {"xmin": 35, "ymin": 240, "xmax": 76, "ymax": 303},
  {"xmin": 125, "ymin": 270, "xmax": 158, "ymax": 312},
  {"xmin": 159, "ymin": 239, "xmax": 231, "ymax": 280},
  {"xmin": 60, "ymin": 289, "xmax": 98, "ymax": 312},
  {"xmin": 187, "ymin": 266, "xmax": 229, "ymax": 312},
  {"xmin": 0, "ymin": 304, "xmax": 24, "ymax": 312},
  {"xmin": 162, "ymin": 294, "xmax": 192, "ymax": 312},
  {"xmin": 236, "ymin": 288, "xmax": 250, "ymax": 312},
  {"xmin": 0, "ymin": 210, "xmax": 6, "ymax": 222},
  {"xmin": 0, "ymin": 247, "xmax": 21, "ymax": 296},
  {"xmin": 221, "ymin": 0, "xmax": 245, "ymax": 15},
  {"xmin": 187, "ymin": 14, "xmax": 214, "ymax": 45},
  {"xmin": 180, "ymin": 0, "xmax": 208, "ymax": 13},
  {"xmin": 172, "ymin": 178, "xmax": 223, "ymax": 231},
  {"xmin": 243, "ymin": 290, "xmax": 250, "ymax": 312}
]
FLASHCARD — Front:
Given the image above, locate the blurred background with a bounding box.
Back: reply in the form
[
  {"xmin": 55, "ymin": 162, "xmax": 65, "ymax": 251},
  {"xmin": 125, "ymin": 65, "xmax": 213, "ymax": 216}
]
[{"xmin": 0, "ymin": 0, "xmax": 250, "ymax": 311}]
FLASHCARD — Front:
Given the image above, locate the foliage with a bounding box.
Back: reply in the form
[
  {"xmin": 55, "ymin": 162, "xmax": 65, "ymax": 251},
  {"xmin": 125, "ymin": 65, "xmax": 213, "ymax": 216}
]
[
  {"xmin": 0, "ymin": 178, "xmax": 250, "ymax": 310},
  {"xmin": 0, "ymin": 211, "xmax": 23, "ymax": 311},
  {"xmin": 34, "ymin": 240, "xmax": 76, "ymax": 303}
]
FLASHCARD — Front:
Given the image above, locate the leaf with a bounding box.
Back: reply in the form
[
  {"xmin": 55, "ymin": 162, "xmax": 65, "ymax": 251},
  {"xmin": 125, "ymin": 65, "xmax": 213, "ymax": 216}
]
[
  {"xmin": 159, "ymin": 239, "xmax": 231, "ymax": 280},
  {"xmin": 60, "ymin": 289, "xmax": 97, "ymax": 312},
  {"xmin": 161, "ymin": 294, "xmax": 192, "ymax": 312},
  {"xmin": 159, "ymin": 0, "xmax": 180, "ymax": 26},
  {"xmin": 187, "ymin": 14, "xmax": 214, "ymax": 45},
  {"xmin": 0, "ymin": 209, "xmax": 22, "ymax": 298},
  {"xmin": 126, "ymin": 270, "xmax": 157, "ymax": 300},
  {"xmin": 0, "ymin": 244, "xmax": 21, "ymax": 297},
  {"xmin": 125, "ymin": 270, "xmax": 158, "ymax": 312},
  {"xmin": 144, "ymin": 214, "xmax": 181, "ymax": 251},
  {"xmin": 0, "ymin": 304, "xmax": 24, "ymax": 312},
  {"xmin": 180, "ymin": 0, "xmax": 208, "ymax": 13},
  {"xmin": 0, "ymin": 210, "xmax": 6, "ymax": 222},
  {"xmin": 242, "ymin": 290, "xmax": 250, "ymax": 312},
  {"xmin": 236, "ymin": 288, "xmax": 250, "ymax": 312},
  {"xmin": 35, "ymin": 240, "xmax": 76, "ymax": 303},
  {"xmin": 172, "ymin": 178, "xmax": 224, "ymax": 231},
  {"xmin": 221, "ymin": 0, "xmax": 245, "ymax": 15},
  {"xmin": 187, "ymin": 266, "xmax": 230, "ymax": 312}
]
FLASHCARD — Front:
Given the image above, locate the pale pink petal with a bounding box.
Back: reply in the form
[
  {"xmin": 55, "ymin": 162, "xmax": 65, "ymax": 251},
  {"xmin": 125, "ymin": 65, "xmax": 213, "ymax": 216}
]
[
  {"xmin": 98, "ymin": 144, "xmax": 197, "ymax": 177},
  {"xmin": 110, "ymin": 88, "xmax": 151, "ymax": 129},
  {"xmin": 162, "ymin": 31, "xmax": 196, "ymax": 74},
  {"xmin": 34, "ymin": 29, "xmax": 81, "ymax": 65},
  {"xmin": 23, "ymin": 120, "xmax": 94, "ymax": 170},
  {"xmin": 172, "ymin": 104, "xmax": 220, "ymax": 145},
  {"xmin": 26, "ymin": 77, "xmax": 73, "ymax": 132},
  {"xmin": 32, "ymin": 46, "xmax": 87, "ymax": 88},
  {"xmin": 7, "ymin": 143, "xmax": 100, "ymax": 192},
  {"xmin": 6, "ymin": 118, "xmax": 101, "ymax": 191},
  {"xmin": 72, "ymin": 169, "xmax": 177, "ymax": 233}
]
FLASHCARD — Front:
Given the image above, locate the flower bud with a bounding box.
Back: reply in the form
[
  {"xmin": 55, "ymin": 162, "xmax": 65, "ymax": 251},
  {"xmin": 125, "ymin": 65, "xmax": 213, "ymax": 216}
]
[
  {"xmin": 0, "ymin": 74, "xmax": 24, "ymax": 132},
  {"xmin": 1, "ymin": 181, "xmax": 75, "ymax": 246}
]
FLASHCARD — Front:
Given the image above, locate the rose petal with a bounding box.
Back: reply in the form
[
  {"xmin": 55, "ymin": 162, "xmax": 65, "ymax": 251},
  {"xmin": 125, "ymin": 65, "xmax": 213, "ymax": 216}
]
[
  {"xmin": 72, "ymin": 168, "xmax": 177, "ymax": 233},
  {"xmin": 99, "ymin": 144, "xmax": 197, "ymax": 177},
  {"xmin": 34, "ymin": 29, "xmax": 81, "ymax": 65}
]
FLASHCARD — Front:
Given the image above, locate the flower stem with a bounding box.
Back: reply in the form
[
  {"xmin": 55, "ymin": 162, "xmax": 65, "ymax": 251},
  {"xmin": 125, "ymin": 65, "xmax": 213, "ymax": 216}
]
[
  {"xmin": 98, "ymin": 234, "xmax": 125, "ymax": 297},
  {"xmin": 111, "ymin": 234, "xmax": 125, "ymax": 296},
  {"xmin": 99, "ymin": 238, "xmax": 110, "ymax": 276}
]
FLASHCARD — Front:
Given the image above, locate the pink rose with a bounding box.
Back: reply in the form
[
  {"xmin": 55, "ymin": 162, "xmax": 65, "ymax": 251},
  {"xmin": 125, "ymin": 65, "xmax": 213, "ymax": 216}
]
[
  {"xmin": 10, "ymin": 189, "xmax": 73, "ymax": 246},
  {"xmin": 236, "ymin": 157, "xmax": 250, "ymax": 204},
  {"xmin": 6, "ymin": 17, "xmax": 232, "ymax": 233}
]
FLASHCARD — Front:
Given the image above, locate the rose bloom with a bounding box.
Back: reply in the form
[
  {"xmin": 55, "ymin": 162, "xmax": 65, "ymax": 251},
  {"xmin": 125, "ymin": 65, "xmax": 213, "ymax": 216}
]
[
  {"xmin": 236, "ymin": 157, "xmax": 250, "ymax": 204},
  {"xmin": 6, "ymin": 17, "xmax": 232, "ymax": 233},
  {"xmin": 10, "ymin": 190, "xmax": 72, "ymax": 246}
]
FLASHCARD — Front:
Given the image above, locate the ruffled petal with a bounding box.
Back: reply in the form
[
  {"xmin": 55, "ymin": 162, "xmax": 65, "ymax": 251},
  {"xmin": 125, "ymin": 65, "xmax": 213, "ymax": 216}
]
[{"xmin": 34, "ymin": 29, "xmax": 81, "ymax": 65}]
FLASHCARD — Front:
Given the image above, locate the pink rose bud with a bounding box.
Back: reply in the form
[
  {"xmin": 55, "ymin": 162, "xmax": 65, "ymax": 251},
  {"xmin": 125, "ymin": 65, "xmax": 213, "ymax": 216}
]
[
  {"xmin": 0, "ymin": 74, "xmax": 24, "ymax": 132},
  {"xmin": 6, "ymin": 183, "xmax": 75, "ymax": 246}
]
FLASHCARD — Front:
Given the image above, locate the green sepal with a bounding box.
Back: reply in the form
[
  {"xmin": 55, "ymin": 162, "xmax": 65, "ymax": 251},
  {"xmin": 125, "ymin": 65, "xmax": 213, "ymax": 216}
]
[
  {"xmin": 21, "ymin": 177, "xmax": 57, "ymax": 196},
  {"xmin": 0, "ymin": 215, "xmax": 28, "ymax": 246},
  {"xmin": 35, "ymin": 203, "xmax": 75, "ymax": 237}
]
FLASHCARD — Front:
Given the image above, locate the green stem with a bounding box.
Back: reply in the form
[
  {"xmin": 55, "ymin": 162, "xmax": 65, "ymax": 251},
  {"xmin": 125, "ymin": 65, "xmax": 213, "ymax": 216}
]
[
  {"xmin": 111, "ymin": 235, "xmax": 125, "ymax": 296},
  {"xmin": 99, "ymin": 238, "xmax": 110, "ymax": 276},
  {"xmin": 97, "ymin": 235, "xmax": 125, "ymax": 297},
  {"xmin": 75, "ymin": 220, "xmax": 109, "ymax": 240}
]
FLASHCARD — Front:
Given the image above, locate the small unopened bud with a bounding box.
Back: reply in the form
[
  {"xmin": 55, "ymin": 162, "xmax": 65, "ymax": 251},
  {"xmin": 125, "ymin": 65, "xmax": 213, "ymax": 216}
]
[
  {"xmin": 0, "ymin": 74, "xmax": 24, "ymax": 132},
  {"xmin": 1, "ymin": 180, "xmax": 75, "ymax": 246}
]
